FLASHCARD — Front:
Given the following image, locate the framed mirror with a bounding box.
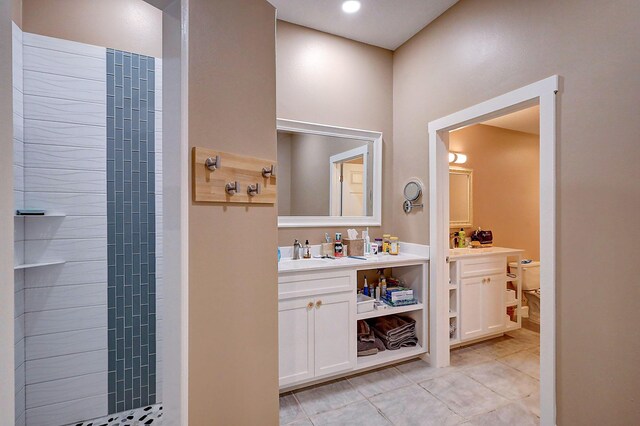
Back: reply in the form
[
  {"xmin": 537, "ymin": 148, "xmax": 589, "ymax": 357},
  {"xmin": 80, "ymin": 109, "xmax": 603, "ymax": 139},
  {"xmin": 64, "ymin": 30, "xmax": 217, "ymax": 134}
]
[
  {"xmin": 277, "ymin": 119, "xmax": 382, "ymax": 227},
  {"xmin": 450, "ymin": 166, "xmax": 473, "ymax": 228}
]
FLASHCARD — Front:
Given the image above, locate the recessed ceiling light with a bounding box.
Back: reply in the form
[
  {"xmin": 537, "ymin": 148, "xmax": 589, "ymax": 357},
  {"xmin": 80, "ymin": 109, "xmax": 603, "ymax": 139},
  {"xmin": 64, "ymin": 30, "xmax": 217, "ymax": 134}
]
[{"xmin": 342, "ymin": 1, "xmax": 361, "ymax": 14}]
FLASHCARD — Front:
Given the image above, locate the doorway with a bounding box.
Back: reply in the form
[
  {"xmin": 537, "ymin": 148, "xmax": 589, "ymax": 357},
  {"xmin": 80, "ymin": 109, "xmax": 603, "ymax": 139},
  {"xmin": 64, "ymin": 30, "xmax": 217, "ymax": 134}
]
[
  {"xmin": 428, "ymin": 76, "xmax": 558, "ymax": 425},
  {"xmin": 330, "ymin": 145, "xmax": 368, "ymax": 216}
]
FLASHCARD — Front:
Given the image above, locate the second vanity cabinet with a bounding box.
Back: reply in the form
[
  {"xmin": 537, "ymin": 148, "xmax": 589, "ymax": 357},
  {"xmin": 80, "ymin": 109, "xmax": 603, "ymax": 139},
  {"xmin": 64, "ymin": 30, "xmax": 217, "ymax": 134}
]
[
  {"xmin": 450, "ymin": 248, "xmax": 522, "ymax": 345},
  {"xmin": 277, "ymin": 270, "xmax": 356, "ymax": 387}
]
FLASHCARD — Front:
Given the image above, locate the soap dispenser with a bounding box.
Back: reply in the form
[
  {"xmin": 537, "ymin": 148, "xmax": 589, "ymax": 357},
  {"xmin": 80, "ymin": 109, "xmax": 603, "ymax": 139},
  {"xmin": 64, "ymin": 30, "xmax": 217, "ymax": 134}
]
[
  {"xmin": 303, "ymin": 240, "xmax": 311, "ymax": 259},
  {"xmin": 458, "ymin": 228, "xmax": 466, "ymax": 248}
]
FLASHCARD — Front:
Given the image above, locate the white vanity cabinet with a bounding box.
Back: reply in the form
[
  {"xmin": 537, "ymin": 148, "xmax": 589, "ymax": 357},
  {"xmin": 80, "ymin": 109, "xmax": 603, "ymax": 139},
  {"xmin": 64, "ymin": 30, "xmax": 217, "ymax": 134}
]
[
  {"xmin": 277, "ymin": 270, "xmax": 356, "ymax": 387},
  {"xmin": 277, "ymin": 246, "xmax": 430, "ymax": 390},
  {"xmin": 449, "ymin": 248, "xmax": 522, "ymax": 345}
]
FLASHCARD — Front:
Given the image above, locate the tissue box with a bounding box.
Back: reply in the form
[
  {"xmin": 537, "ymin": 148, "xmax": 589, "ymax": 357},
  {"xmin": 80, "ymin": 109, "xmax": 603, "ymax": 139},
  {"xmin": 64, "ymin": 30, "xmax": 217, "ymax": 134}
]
[{"xmin": 343, "ymin": 238, "xmax": 364, "ymax": 256}]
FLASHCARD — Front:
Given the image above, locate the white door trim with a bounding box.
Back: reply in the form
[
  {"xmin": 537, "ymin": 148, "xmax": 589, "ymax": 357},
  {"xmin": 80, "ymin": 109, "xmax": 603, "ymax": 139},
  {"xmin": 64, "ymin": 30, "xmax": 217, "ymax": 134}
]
[
  {"xmin": 329, "ymin": 145, "xmax": 369, "ymax": 216},
  {"xmin": 428, "ymin": 75, "xmax": 558, "ymax": 426}
]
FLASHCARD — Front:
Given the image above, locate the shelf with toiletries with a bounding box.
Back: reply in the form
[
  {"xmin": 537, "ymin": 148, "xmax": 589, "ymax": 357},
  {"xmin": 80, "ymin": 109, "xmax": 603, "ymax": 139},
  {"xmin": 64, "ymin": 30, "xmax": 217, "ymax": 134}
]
[
  {"xmin": 356, "ymin": 302, "xmax": 424, "ymax": 321},
  {"xmin": 355, "ymin": 265, "xmax": 424, "ymax": 317}
]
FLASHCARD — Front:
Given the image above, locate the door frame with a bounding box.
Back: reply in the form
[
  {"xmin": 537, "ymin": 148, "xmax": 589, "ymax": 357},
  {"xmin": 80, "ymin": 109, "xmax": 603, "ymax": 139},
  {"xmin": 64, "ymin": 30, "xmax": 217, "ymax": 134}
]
[
  {"xmin": 428, "ymin": 76, "xmax": 558, "ymax": 425},
  {"xmin": 329, "ymin": 145, "xmax": 369, "ymax": 216}
]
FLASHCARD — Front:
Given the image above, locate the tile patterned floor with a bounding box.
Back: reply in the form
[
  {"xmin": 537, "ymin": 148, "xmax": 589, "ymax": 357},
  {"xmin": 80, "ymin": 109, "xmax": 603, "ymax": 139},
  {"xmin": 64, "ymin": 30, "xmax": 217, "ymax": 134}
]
[
  {"xmin": 68, "ymin": 404, "xmax": 163, "ymax": 426},
  {"xmin": 280, "ymin": 328, "xmax": 540, "ymax": 425}
]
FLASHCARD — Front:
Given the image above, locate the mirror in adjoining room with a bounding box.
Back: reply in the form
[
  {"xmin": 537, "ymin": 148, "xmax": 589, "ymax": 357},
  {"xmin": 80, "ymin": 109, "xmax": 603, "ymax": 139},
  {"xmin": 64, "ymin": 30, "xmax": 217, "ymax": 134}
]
[
  {"xmin": 450, "ymin": 166, "xmax": 473, "ymax": 228},
  {"xmin": 277, "ymin": 119, "xmax": 382, "ymax": 228}
]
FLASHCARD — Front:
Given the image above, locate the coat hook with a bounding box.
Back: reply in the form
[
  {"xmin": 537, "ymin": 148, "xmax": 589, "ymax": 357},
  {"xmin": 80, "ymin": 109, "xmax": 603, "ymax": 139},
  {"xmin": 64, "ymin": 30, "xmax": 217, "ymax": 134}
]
[
  {"xmin": 247, "ymin": 183, "xmax": 260, "ymax": 197},
  {"xmin": 262, "ymin": 164, "xmax": 275, "ymax": 178},
  {"xmin": 225, "ymin": 181, "xmax": 239, "ymax": 195},
  {"xmin": 205, "ymin": 155, "xmax": 221, "ymax": 171}
]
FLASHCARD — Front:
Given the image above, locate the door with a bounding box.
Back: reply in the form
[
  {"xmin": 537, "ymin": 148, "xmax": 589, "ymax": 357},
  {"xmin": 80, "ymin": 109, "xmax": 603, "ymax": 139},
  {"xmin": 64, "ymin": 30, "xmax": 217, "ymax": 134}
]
[
  {"xmin": 278, "ymin": 297, "xmax": 315, "ymax": 387},
  {"xmin": 460, "ymin": 276, "xmax": 484, "ymax": 340},
  {"xmin": 313, "ymin": 292, "xmax": 355, "ymax": 377},
  {"xmin": 484, "ymin": 273, "xmax": 506, "ymax": 333},
  {"xmin": 341, "ymin": 162, "xmax": 364, "ymax": 216}
]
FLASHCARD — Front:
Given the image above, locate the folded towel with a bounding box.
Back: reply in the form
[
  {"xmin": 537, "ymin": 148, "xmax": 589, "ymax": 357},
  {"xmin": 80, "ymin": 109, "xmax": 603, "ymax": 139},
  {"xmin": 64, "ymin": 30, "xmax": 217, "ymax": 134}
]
[
  {"xmin": 368, "ymin": 315, "xmax": 418, "ymax": 350},
  {"xmin": 357, "ymin": 337, "xmax": 386, "ymax": 356}
]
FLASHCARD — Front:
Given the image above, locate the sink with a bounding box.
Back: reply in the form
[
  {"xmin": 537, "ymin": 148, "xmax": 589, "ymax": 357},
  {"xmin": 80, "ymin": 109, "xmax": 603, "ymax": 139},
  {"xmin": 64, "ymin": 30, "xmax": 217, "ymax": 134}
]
[{"xmin": 278, "ymin": 258, "xmax": 330, "ymax": 270}]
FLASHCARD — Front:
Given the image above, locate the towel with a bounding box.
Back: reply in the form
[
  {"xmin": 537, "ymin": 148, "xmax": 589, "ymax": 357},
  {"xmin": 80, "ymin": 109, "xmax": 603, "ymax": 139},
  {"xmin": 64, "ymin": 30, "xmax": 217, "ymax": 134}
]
[
  {"xmin": 368, "ymin": 315, "xmax": 418, "ymax": 350},
  {"xmin": 357, "ymin": 320, "xmax": 386, "ymax": 356}
]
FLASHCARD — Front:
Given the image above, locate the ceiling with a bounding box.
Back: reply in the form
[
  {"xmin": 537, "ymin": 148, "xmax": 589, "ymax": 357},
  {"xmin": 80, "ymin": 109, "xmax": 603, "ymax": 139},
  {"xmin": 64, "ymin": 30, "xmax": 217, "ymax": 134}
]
[
  {"xmin": 482, "ymin": 105, "xmax": 540, "ymax": 135},
  {"xmin": 268, "ymin": 0, "xmax": 460, "ymax": 50}
]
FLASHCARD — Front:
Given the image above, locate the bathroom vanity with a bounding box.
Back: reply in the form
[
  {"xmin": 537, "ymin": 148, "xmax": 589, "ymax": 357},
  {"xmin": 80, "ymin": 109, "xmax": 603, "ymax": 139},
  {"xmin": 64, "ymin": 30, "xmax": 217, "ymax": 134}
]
[
  {"xmin": 277, "ymin": 244, "xmax": 429, "ymax": 391},
  {"xmin": 448, "ymin": 247, "xmax": 523, "ymax": 346}
]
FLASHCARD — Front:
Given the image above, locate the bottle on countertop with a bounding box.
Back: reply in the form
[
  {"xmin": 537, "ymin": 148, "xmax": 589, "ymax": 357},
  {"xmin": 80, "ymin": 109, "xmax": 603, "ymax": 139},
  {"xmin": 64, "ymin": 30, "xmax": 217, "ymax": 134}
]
[
  {"xmin": 303, "ymin": 239, "xmax": 311, "ymax": 259},
  {"xmin": 458, "ymin": 228, "xmax": 466, "ymax": 248},
  {"xmin": 334, "ymin": 232, "xmax": 344, "ymax": 257},
  {"xmin": 390, "ymin": 236, "xmax": 399, "ymax": 255},
  {"xmin": 382, "ymin": 234, "xmax": 391, "ymax": 253}
]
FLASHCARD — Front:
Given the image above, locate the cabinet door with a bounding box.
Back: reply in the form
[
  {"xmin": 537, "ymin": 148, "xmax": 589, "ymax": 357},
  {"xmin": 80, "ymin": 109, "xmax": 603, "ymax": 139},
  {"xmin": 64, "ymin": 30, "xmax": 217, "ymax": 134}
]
[
  {"xmin": 278, "ymin": 297, "xmax": 315, "ymax": 387},
  {"xmin": 484, "ymin": 274, "xmax": 506, "ymax": 333},
  {"xmin": 313, "ymin": 292, "xmax": 355, "ymax": 377},
  {"xmin": 460, "ymin": 276, "xmax": 484, "ymax": 340}
]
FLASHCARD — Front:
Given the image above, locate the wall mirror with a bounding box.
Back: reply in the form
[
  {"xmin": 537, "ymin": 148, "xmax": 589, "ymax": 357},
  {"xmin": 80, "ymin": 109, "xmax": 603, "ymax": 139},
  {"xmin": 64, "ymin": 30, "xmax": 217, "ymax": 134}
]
[
  {"xmin": 450, "ymin": 166, "xmax": 473, "ymax": 228},
  {"xmin": 277, "ymin": 119, "xmax": 382, "ymax": 227}
]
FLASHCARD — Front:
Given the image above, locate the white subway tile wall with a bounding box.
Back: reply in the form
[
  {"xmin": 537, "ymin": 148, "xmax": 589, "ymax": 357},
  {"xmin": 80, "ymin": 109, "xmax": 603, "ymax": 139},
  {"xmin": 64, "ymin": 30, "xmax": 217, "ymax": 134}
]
[
  {"xmin": 21, "ymin": 31, "xmax": 107, "ymax": 426},
  {"xmin": 13, "ymin": 21, "xmax": 26, "ymax": 426},
  {"xmin": 13, "ymin": 29, "xmax": 163, "ymax": 425}
]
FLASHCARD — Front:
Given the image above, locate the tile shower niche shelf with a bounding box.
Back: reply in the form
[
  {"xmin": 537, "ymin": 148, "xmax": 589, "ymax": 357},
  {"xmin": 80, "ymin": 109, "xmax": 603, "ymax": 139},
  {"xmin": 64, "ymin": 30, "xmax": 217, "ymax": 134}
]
[
  {"xmin": 14, "ymin": 214, "xmax": 66, "ymax": 218},
  {"xmin": 14, "ymin": 260, "xmax": 66, "ymax": 270}
]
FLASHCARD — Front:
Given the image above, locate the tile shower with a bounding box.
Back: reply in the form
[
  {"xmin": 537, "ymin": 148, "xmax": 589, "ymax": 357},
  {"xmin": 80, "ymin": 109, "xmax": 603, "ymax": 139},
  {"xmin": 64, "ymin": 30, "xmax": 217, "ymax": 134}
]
[{"xmin": 12, "ymin": 23, "xmax": 163, "ymax": 426}]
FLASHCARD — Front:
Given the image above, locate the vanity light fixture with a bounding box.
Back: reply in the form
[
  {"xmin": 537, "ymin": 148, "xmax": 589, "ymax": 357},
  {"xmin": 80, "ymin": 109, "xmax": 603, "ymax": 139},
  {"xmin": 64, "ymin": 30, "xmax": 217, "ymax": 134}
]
[
  {"xmin": 449, "ymin": 152, "xmax": 468, "ymax": 164},
  {"xmin": 342, "ymin": 0, "xmax": 361, "ymax": 14}
]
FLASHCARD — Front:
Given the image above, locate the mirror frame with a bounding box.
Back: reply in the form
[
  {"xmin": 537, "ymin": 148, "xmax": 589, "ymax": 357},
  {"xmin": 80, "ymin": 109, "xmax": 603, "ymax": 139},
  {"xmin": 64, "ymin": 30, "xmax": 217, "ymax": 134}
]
[
  {"xmin": 449, "ymin": 166, "xmax": 474, "ymax": 228},
  {"xmin": 277, "ymin": 118, "xmax": 383, "ymax": 228}
]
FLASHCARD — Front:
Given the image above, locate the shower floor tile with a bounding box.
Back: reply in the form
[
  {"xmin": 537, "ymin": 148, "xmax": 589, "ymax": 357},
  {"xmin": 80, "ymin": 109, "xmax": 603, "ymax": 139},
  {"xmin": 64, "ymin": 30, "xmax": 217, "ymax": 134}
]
[{"xmin": 67, "ymin": 404, "xmax": 162, "ymax": 426}]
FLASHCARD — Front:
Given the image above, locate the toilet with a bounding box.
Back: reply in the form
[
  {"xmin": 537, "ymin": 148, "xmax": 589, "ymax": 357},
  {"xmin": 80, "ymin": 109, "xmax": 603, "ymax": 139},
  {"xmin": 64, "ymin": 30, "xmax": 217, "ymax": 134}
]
[{"xmin": 509, "ymin": 261, "xmax": 541, "ymax": 324}]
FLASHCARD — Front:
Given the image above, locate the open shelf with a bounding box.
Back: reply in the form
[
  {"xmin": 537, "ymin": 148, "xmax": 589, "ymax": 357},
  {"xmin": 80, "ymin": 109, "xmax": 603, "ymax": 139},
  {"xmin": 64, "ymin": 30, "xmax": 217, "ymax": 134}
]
[
  {"xmin": 356, "ymin": 344, "xmax": 425, "ymax": 371},
  {"xmin": 505, "ymin": 300, "xmax": 518, "ymax": 307},
  {"xmin": 448, "ymin": 284, "xmax": 457, "ymax": 290},
  {"xmin": 448, "ymin": 310, "xmax": 457, "ymax": 318},
  {"xmin": 356, "ymin": 302, "xmax": 423, "ymax": 320},
  {"xmin": 14, "ymin": 260, "xmax": 66, "ymax": 270}
]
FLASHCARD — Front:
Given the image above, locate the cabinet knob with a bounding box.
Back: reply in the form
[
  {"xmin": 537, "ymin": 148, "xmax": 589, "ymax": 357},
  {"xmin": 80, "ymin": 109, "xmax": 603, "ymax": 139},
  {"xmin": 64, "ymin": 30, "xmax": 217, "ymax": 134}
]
[
  {"xmin": 307, "ymin": 301, "xmax": 314, "ymax": 310},
  {"xmin": 482, "ymin": 278, "xmax": 487, "ymax": 284},
  {"xmin": 316, "ymin": 300, "xmax": 322, "ymax": 308},
  {"xmin": 487, "ymin": 277, "xmax": 491, "ymax": 283}
]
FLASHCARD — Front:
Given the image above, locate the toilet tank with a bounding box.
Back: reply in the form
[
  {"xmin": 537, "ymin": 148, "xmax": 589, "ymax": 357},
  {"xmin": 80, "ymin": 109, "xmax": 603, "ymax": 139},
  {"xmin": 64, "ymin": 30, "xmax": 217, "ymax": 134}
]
[{"xmin": 509, "ymin": 261, "xmax": 540, "ymax": 290}]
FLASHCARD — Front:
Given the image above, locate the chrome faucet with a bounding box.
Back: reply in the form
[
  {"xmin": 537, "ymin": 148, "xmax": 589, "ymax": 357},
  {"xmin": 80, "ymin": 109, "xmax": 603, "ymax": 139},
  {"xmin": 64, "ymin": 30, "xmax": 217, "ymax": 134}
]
[{"xmin": 292, "ymin": 239, "xmax": 302, "ymax": 260}]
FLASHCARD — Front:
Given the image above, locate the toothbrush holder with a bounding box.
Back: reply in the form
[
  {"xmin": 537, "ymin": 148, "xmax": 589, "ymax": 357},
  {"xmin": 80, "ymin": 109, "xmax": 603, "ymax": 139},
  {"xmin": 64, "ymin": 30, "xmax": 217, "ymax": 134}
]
[{"xmin": 321, "ymin": 243, "xmax": 334, "ymax": 256}]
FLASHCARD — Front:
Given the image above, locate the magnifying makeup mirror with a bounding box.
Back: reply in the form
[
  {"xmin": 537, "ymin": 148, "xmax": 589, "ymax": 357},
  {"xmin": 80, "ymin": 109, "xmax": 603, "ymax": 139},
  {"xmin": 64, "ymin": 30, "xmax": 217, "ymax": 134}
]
[{"xmin": 403, "ymin": 180, "xmax": 424, "ymax": 213}]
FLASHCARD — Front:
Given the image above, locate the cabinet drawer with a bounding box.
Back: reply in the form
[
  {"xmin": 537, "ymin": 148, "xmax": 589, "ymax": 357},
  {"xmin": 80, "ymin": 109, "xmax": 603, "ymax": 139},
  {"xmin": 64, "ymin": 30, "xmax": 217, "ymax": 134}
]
[
  {"xmin": 460, "ymin": 257, "xmax": 505, "ymax": 278},
  {"xmin": 278, "ymin": 271, "xmax": 354, "ymax": 300}
]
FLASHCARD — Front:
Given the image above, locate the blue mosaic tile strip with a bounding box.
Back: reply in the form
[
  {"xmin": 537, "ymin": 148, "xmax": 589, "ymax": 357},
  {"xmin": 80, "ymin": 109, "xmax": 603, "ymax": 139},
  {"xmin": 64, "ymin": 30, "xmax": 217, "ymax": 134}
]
[{"xmin": 107, "ymin": 48, "xmax": 156, "ymax": 414}]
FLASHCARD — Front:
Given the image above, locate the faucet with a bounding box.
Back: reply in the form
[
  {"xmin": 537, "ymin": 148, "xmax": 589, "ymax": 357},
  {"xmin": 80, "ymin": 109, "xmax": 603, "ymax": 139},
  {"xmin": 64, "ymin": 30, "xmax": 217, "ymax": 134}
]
[{"xmin": 292, "ymin": 239, "xmax": 302, "ymax": 260}]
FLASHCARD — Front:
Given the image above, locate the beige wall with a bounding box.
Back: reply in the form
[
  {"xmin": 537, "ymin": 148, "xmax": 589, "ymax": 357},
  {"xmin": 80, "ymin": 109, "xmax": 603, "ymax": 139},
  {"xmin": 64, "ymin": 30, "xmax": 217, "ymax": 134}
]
[
  {"xmin": 12, "ymin": 0, "xmax": 21, "ymax": 27},
  {"xmin": 450, "ymin": 124, "xmax": 540, "ymax": 259},
  {"xmin": 21, "ymin": 0, "xmax": 162, "ymax": 57},
  {"xmin": 393, "ymin": 0, "xmax": 640, "ymax": 423},
  {"xmin": 1, "ymin": 1, "xmax": 16, "ymax": 421},
  {"xmin": 276, "ymin": 21, "xmax": 393, "ymax": 245},
  {"xmin": 187, "ymin": 0, "xmax": 279, "ymax": 424}
]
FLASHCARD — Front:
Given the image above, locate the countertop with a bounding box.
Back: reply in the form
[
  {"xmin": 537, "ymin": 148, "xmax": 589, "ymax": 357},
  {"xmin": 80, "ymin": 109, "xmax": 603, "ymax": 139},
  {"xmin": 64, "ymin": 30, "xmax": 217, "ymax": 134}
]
[
  {"xmin": 448, "ymin": 246, "xmax": 524, "ymax": 260},
  {"xmin": 278, "ymin": 243, "xmax": 430, "ymax": 274}
]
